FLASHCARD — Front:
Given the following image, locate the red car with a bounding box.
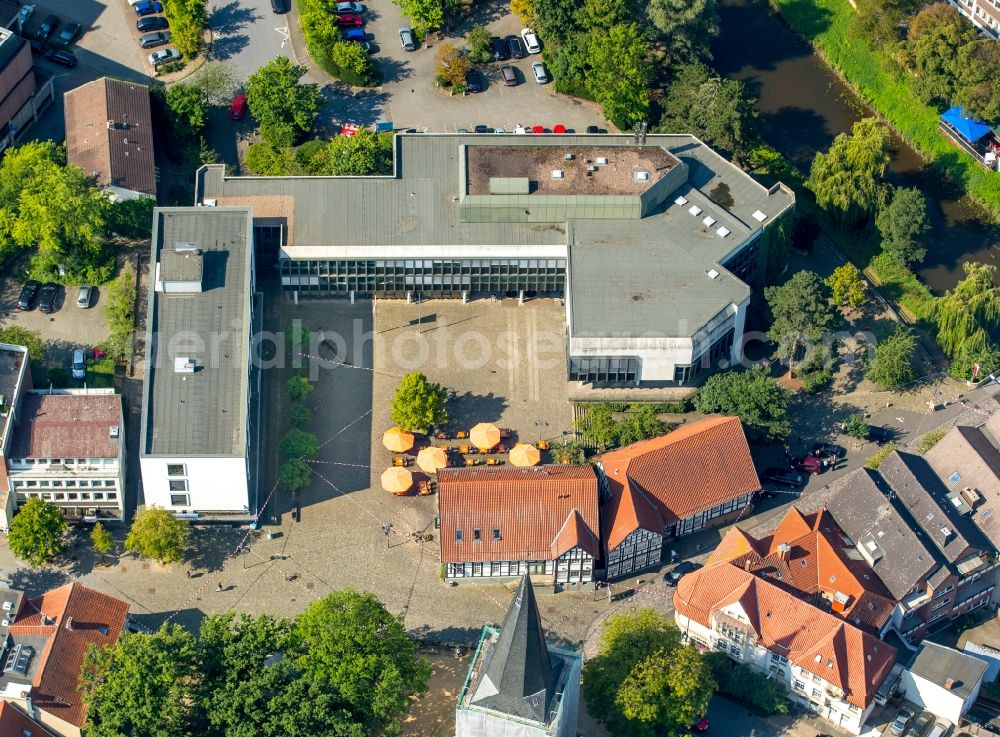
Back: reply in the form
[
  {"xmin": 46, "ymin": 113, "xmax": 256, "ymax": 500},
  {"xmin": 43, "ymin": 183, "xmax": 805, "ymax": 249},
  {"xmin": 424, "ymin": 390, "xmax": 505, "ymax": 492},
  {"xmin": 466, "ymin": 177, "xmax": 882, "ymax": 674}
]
[
  {"xmin": 691, "ymin": 717, "xmax": 709, "ymax": 732},
  {"xmin": 794, "ymin": 455, "xmax": 822, "ymax": 475},
  {"xmin": 336, "ymin": 13, "xmax": 363, "ymax": 26},
  {"xmin": 229, "ymin": 93, "xmax": 247, "ymax": 121}
]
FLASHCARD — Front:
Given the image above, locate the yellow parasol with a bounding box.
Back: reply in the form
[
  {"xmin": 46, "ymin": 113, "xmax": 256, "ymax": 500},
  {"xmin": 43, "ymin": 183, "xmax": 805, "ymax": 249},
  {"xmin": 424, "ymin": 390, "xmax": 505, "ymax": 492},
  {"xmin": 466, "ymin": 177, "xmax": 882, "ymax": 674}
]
[
  {"xmin": 470, "ymin": 422, "xmax": 501, "ymax": 451},
  {"xmin": 416, "ymin": 446, "xmax": 449, "ymax": 473},
  {"xmin": 382, "ymin": 427, "xmax": 415, "ymax": 453},
  {"xmin": 509, "ymin": 443, "xmax": 541, "ymax": 467},
  {"xmin": 381, "ymin": 467, "xmax": 413, "ymax": 493}
]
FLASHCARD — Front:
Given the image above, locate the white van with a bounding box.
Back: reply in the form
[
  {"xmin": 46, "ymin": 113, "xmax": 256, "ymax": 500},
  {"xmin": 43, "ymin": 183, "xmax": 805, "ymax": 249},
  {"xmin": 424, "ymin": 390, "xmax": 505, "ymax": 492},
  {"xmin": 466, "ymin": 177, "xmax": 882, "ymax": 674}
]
[{"xmin": 925, "ymin": 722, "xmax": 949, "ymax": 737}]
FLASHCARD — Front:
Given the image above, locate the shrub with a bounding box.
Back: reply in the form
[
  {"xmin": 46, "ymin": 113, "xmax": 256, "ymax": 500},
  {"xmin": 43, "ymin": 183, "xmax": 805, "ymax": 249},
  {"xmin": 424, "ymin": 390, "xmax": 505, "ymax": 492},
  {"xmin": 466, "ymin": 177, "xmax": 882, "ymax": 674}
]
[
  {"xmin": 286, "ymin": 403, "xmax": 312, "ymax": 429},
  {"xmin": 801, "ymin": 367, "xmax": 833, "ymax": 393},
  {"xmin": 287, "ymin": 376, "xmax": 314, "ymax": 402},
  {"xmin": 162, "ymin": 0, "xmax": 207, "ymax": 57},
  {"xmin": 845, "ymin": 413, "xmax": 869, "ymax": 440},
  {"xmin": 916, "ymin": 429, "xmax": 946, "ymax": 454},
  {"xmin": 864, "ymin": 442, "xmax": 897, "ymax": 469}
]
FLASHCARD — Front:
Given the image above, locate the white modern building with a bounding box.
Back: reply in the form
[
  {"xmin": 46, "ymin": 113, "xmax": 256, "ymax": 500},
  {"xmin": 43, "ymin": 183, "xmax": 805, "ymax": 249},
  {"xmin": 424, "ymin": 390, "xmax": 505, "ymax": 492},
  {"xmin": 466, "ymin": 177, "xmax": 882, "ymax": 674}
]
[
  {"xmin": 898, "ymin": 642, "xmax": 987, "ymax": 727},
  {"xmin": 5, "ymin": 389, "xmax": 125, "ymax": 524},
  {"xmin": 139, "ymin": 207, "xmax": 259, "ymax": 519},
  {"xmin": 196, "ymin": 133, "xmax": 794, "ymax": 387},
  {"xmin": 0, "ymin": 342, "xmax": 31, "ymax": 531}
]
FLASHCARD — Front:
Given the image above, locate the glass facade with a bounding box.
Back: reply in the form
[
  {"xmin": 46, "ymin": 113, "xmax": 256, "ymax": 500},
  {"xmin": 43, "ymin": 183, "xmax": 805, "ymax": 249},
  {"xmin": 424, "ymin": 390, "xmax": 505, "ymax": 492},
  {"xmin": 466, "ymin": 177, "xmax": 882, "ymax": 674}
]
[
  {"xmin": 721, "ymin": 240, "xmax": 759, "ymax": 283},
  {"xmin": 280, "ymin": 258, "xmax": 567, "ymax": 298},
  {"xmin": 568, "ymin": 356, "xmax": 639, "ymax": 385}
]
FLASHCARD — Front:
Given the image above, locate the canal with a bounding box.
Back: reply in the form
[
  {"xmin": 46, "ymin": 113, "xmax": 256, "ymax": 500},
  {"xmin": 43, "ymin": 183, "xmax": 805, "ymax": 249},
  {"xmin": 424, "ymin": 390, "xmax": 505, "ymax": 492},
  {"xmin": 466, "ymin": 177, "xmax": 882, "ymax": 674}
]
[{"xmin": 712, "ymin": 0, "xmax": 1000, "ymax": 292}]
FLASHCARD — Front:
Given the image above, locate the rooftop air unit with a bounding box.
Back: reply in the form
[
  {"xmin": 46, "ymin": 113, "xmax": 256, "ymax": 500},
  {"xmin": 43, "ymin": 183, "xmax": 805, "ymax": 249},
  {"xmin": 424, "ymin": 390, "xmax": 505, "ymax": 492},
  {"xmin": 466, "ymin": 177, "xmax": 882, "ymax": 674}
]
[
  {"xmin": 563, "ymin": 153, "xmax": 574, "ymax": 160},
  {"xmin": 634, "ymin": 171, "xmax": 649, "ymax": 182},
  {"xmin": 595, "ymin": 157, "xmax": 608, "ymax": 165},
  {"xmin": 688, "ymin": 205, "xmax": 703, "ymax": 216},
  {"xmin": 109, "ymin": 425, "xmax": 120, "ymax": 439},
  {"xmin": 551, "ymin": 170, "xmax": 564, "ymax": 179},
  {"xmin": 716, "ymin": 226, "xmax": 731, "ymax": 238},
  {"xmin": 174, "ymin": 357, "xmax": 196, "ymax": 374},
  {"xmin": 702, "ymin": 215, "xmax": 716, "ymax": 227},
  {"xmin": 674, "ymin": 195, "xmax": 688, "ymax": 206}
]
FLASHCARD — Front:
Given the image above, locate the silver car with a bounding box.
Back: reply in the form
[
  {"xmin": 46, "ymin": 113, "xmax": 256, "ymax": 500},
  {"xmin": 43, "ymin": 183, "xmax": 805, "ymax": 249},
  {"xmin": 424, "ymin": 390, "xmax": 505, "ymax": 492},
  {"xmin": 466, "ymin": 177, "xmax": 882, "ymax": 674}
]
[
  {"xmin": 531, "ymin": 61, "xmax": 549, "ymax": 84},
  {"xmin": 71, "ymin": 349, "xmax": 86, "ymax": 381},
  {"xmin": 149, "ymin": 48, "xmax": 181, "ymax": 67},
  {"xmin": 399, "ymin": 27, "xmax": 415, "ymax": 51},
  {"xmin": 76, "ymin": 285, "xmax": 94, "ymax": 308}
]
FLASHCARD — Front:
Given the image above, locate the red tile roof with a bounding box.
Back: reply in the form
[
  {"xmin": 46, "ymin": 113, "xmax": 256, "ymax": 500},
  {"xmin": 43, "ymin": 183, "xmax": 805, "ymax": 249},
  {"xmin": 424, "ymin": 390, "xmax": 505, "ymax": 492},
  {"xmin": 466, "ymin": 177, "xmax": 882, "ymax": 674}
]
[
  {"xmin": 675, "ymin": 561, "xmax": 896, "ymax": 708},
  {"xmin": 0, "ymin": 701, "xmax": 57, "ymax": 737},
  {"xmin": 11, "ymin": 393, "xmax": 123, "ymax": 460},
  {"xmin": 10, "ymin": 582, "xmax": 130, "ymax": 727},
  {"xmin": 601, "ymin": 476, "xmax": 664, "ymax": 552},
  {"xmin": 599, "ymin": 417, "xmax": 760, "ymax": 546},
  {"xmin": 437, "ymin": 465, "xmax": 600, "ymax": 563},
  {"xmin": 709, "ymin": 508, "xmax": 896, "ymax": 632}
]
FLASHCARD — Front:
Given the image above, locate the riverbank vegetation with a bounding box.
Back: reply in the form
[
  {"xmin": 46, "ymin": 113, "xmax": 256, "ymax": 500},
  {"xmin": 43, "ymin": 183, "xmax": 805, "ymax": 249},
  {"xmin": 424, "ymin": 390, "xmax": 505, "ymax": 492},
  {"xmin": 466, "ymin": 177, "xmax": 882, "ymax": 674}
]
[{"xmin": 769, "ymin": 0, "xmax": 1000, "ymax": 218}]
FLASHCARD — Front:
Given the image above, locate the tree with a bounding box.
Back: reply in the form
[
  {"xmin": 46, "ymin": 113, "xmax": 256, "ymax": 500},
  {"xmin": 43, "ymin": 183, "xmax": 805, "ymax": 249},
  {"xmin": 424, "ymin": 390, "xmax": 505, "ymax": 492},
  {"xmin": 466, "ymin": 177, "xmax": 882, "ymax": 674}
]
[
  {"xmin": 193, "ymin": 61, "xmax": 241, "ymax": 105},
  {"xmin": 7, "ymin": 498, "xmax": 66, "ymax": 566},
  {"xmin": 245, "ymin": 58, "xmax": 322, "ymax": 145},
  {"xmin": 81, "ymin": 624, "xmax": 199, "ymax": 737},
  {"xmin": 466, "ymin": 27, "xmax": 493, "ymax": 64},
  {"xmin": 330, "ymin": 41, "xmax": 378, "ymax": 86},
  {"xmin": 396, "ymin": 0, "xmax": 455, "ymax": 32},
  {"xmin": 166, "ymin": 82, "xmax": 208, "ymax": 139},
  {"xmin": 949, "ymin": 342, "xmax": 1000, "ymax": 381},
  {"xmin": 435, "ymin": 42, "xmax": 472, "ymax": 88},
  {"xmin": 657, "ymin": 63, "xmax": 757, "ymax": 161},
  {"xmin": 845, "ymin": 412, "xmax": 869, "ymax": 440},
  {"xmin": 826, "ymin": 263, "xmax": 866, "ymax": 309},
  {"xmin": 907, "ymin": 2, "xmax": 977, "ymax": 106},
  {"xmin": 615, "ymin": 405, "xmax": 668, "ymax": 446},
  {"xmin": 294, "ymin": 590, "xmax": 431, "ymax": 735},
  {"xmin": 243, "ymin": 143, "xmax": 303, "ymax": 176},
  {"xmin": 954, "ymin": 40, "xmax": 1000, "ymax": 122},
  {"xmin": 279, "ymin": 459, "xmax": 313, "ymax": 492},
  {"xmin": 106, "ymin": 197, "xmax": 156, "ymax": 239},
  {"xmin": 876, "ymin": 187, "xmax": 930, "ymax": 266},
  {"xmin": 0, "ymin": 326, "xmax": 43, "ymax": 362},
  {"xmin": 103, "ymin": 266, "xmax": 136, "ymax": 364},
  {"xmin": 933, "ymin": 262, "xmax": 1000, "ymax": 358},
  {"xmin": 692, "ymin": 367, "xmax": 792, "ymax": 440},
  {"xmin": 287, "ymin": 375, "xmax": 315, "ymax": 402},
  {"xmin": 850, "ymin": 0, "xmax": 921, "ymax": 49},
  {"xmin": 645, "ymin": 0, "xmax": 719, "ymax": 63},
  {"xmin": 764, "ymin": 270, "xmax": 834, "ymax": 377},
  {"xmin": 389, "ymin": 372, "xmax": 448, "ymax": 433},
  {"xmin": 549, "ymin": 440, "xmax": 586, "ymax": 464},
  {"xmin": 286, "ymin": 403, "xmax": 312, "ymax": 428},
  {"xmin": 585, "ymin": 24, "xmax": 653, "ymax": 129},
  {"xmin": 529, "ymin": 0, "xmax": 582, "ymax": 42},
  {"xmin": 705, "ymin": 654, "xmax": 789, "ymax": 715},
  {"xmin": 280, "ymin": 429, "xmax": 320, "ymax": 460},
  {"xmin": 511, "ymin": 0, "xmax": 535, "ymax": 24},
  {"xmin": 91, "ymin": 522, "xmax": 114, "ymax": 560},
  {"xmin": 125, "ymin": 506, "xmax": 189, "ymax": 564},
  {"xmin": 583, "ymin": 609, "xmax": 714, "ymax": 737},
  {"xmin": 322, "ymin": 130, "xmax": 394, "ymax": 176},
  {"xmin": 868, "ymin": 325, "xmax": 918, "ymax": 389},
  {"xmin": 807, "ymin": 117, "xmax": 890, "ymax": 228},
  {"xmin": 161, "ymin": 0, "xmax": 208, "ymax": 57}
]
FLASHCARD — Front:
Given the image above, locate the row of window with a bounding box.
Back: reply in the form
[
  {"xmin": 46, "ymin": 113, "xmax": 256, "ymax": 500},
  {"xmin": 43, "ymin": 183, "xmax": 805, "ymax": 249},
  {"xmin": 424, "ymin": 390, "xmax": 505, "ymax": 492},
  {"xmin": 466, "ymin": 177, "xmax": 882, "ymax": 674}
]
[
  {"xmin": 17, "ymin": 491, "xmax": 118, "ymax": 502},
  {"xmin": 569, "ymin": 357, "xmax": 639, "ymax": 385},
  {"xmin": 674, "ymin": 493, "xmax": 750, "ymax": 536},
  {"xmin": 11, "ymin": 457, "xmax": 117, "ymax": 467},
  {"xmin": 13, "ymin": 479, "xmax": 117, "ymax": 489},
  {"xmin": 447, "ymin": 560, "xmax": 554, "ymax": 577},
  {"xmin": 673, "ymin": 328, "xmax": 735, "ymax": 384},
  {"xmin": 720, "ymin": 241, "xmax": 759, "ymax": 283},
  {"xmin": 455, "ymin": 527, "xmax": 501, "ymax": 543}
]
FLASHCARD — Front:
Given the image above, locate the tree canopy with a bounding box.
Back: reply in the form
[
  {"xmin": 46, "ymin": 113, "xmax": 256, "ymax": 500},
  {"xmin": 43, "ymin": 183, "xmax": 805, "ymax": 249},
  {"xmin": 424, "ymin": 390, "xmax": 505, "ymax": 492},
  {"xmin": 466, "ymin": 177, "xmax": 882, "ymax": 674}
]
[
  {"xmin": 279, "ymin": 459, "xmax": 313, "ymax": 492},
  {"xmin": 324, "ymin": 130, "xmax": 394, "ymax": 176},
  {"xmin": 585, "ymin": 24, "xmax": 653, "ymax": 129},
  {"xmin": 125, "ymin": 506, "xmax": 189, "ymax": 564},
  {"xmin": 246, "ymin": 58, "xmax": 322, "ymax": 146},
  {"xmin": 583, "ymin": 609, "xmax": 715, "ymax": 737},
  {"xmin": 279, "ymin": 429, "xmax": 320, "ymax": 460},
  {"xmin": 876, "ymin": 186, "xmax": 930, "ymax": 267},
  {"xmin": 7, "ymin": 498, "xmax": 66, "ymax": 566},
  {"xmin": 907, "ymin": 3, "xmax": 979, "ymax": 106},
  {"xmin": 933, "ymin": 262, "xmax": 1000, "ymax": 358},
  {"xmin": 692, "ymin": 366, "xmax": 792, "ymax": 440},
  {"xmin": 394, "ymin": 0, "xmax": 456, "ymax": 32},
  {"xmin": 91, "ymin": 522, "xmax": 114, "ymax": 557},
  {"xmin": 0, "ymin": 326, "xmax": 43, "ymax": 362},
  {"xmin": 868, "ymin": 325, "xmax": 918, "ymax": 389},
  {"xmin": 764, "ymin": 270, "xmax": 835, "ymax": 377},
  {"xmin": 807, "ymin": 117, "xmax": 890, "ymax": 228},
  {"xmin": 577, "ymin": 404, "xmax": 668, "ymax": 451},
  {"xmin": 645, "ymin": 0, "xmax": 719, "ymax": 63},
  {"xmin": 389, "ymin": 372, "xmax": 448, "ymax": 432},
  {"xmin": 161, "ymin": 0, "xmax": 207, "ymax": 57},
  {"xmin": 826, "ymin": 263, "xmax": 866, "ymax": 309}
]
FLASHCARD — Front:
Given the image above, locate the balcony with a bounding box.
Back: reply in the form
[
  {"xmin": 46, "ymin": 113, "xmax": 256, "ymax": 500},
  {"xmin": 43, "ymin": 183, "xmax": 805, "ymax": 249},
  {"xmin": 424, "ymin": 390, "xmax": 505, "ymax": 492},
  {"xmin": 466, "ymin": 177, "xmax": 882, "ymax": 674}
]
[{"xmin": 901, "ymin": 589, "xmax": 931, "ymax": 611}]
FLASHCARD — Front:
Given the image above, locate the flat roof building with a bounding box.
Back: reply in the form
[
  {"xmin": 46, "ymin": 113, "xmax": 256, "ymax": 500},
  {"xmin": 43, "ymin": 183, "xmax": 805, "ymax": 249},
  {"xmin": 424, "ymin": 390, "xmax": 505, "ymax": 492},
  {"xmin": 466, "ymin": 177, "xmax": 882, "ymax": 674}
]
[
  {"xmin": 196, "ymin": 133, "xmax": 793, "ymax": 387},
  {"xmin": 140, "ymin": 207, "xmax": 258, "ymax": 519}
]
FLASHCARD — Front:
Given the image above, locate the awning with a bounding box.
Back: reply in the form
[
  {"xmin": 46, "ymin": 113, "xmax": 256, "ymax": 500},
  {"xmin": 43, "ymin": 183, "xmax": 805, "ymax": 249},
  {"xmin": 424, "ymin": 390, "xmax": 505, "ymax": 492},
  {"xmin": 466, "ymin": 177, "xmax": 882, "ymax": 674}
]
[{"xmin": 941, "ymin": 107, "xmax": 992, "ymax": 143}]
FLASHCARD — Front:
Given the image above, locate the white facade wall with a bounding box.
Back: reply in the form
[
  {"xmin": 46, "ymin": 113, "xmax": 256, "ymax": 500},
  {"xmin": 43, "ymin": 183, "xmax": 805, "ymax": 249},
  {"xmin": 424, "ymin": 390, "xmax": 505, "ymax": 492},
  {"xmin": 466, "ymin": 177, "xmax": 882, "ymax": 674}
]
[
  {"xmin": 569, "ymin": 335, "xmax": 695, "ymax": 383},
  {"xmin": 104, "ymin": 185, "xmax": 149, "ymax": 202},
  {"xmin": 674, "ymin": 609, "xmax": 874, "ymax": 735},
  {"xmin": 140, "ymin": 456, "xmax": 249, "ymax": 515},
  {"xmin": 897, "ymin": 670, "xmax": 979, "ymax": 725}
]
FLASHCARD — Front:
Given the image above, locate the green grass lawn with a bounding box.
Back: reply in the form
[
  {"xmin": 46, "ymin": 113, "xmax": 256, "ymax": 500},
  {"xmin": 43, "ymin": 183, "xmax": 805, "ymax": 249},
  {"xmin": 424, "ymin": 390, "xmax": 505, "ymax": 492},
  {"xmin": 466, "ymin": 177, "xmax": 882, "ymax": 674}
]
[{"xmin": 770, "ymin": 0, "xmax": 1000, "ymax": 220}]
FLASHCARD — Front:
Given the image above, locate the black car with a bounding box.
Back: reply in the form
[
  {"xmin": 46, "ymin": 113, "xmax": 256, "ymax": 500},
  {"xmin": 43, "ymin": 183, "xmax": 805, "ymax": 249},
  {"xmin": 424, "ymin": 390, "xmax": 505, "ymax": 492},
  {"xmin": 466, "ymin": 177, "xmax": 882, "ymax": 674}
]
[
  {"xmin": 58, "ymin": 21, "xmax": 82, "ymax": 45},
  {"xmin": 38, "ymin": 282, "xmax": 59, "ymax": 313},
  {"xmin": 464, "ymin": 68, "xmax": 482, "ymax": 93},
  {"xmin": 136, "ymin": 15, "xmax": 169, "ymax": 32},
  {"xmin": 763, "ymin": 467, "xmax": 804, "ymax": 489},
  {"xmin": 38, "ymin": 14, "xmax": 60, "ymax": 39},
  {"xmin": 490, "ymin": 36, "xmax": 509, "ymax": 61},
  {"xmin": 271, "ymin": 0, "xmax": 288, "ymax": 11},
  {"xmin": 44, "ymin": 48, "xmax": 77, "ymax": 67},
  {"xmin": 811, "ymin": 442, "xmax": 846, "ymax": 460},
  {"xmin": 17, "ymin": 280, "xmax": 40, "ymax": 310},
  {"xmin": 868, "ymin": 425, "xmax": 893, "ymax": 443},
  {"xmin": 665, "ymin": 561, "xmax": 701, "ymax": 587},
  {"xmin": 585, "ymin": 125, "xmax": 607, "ymax": 134},
  {"xmin": 474, "ymin": 124, "xmax": 493, "ymax": 133},
  {"xmin": 139, "ymin": 31, "xmax": 171, "ymax": 48},
  {"xmin": 505, "ymin": 34, "xmax": 523, "ymax": 58},
  {"xmin": 28, "ymin": 38, "xmax": 44, "ymax": 55}
]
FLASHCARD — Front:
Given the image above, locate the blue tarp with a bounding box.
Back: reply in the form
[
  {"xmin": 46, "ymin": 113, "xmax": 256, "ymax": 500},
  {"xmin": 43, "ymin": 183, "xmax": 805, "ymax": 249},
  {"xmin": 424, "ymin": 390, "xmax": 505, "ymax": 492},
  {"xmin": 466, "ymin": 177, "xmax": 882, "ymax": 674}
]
[
  {"xmin": 375, "ymin": 121, "xmax": 394, "ymax": 133},
  {"xmin": 941, "ymin": 107, "xmax": 992, "ymax": 143}
]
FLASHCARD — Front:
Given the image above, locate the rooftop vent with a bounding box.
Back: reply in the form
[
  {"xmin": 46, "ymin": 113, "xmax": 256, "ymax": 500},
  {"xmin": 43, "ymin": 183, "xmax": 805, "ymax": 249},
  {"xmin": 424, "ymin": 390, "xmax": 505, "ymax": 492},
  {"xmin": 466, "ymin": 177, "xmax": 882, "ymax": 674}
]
[
  {"xmin": 174, "ymin": 357, "xmax": 196, "ymax": 374},
  {"xmin": 944, "ymin": 677, "xmax": 956, "ymax": 690},
  {"xmin": 109, "ymin": 425, "xmax": 120, "ymax": 439},
  {"xmin": 940, "ymin": 526, "xmax": 953, "ymax": 538},
  {"xmin": 674, "ymin": 195, "xmax": 688, "ymax": 206},
  {"xmin": 174, "ymin": 242, "xmax": 200, "ymax": 254},
  {"xmin": 65, "ymin": 616, "xmax": 73, "ymax": 631},
  {"xmin": 564, "ymin": 153, "xmax": 574, "ymax": 161},
  {"xmin": 716, "ymin": 226, "xmax": 731, "ymax": 238},
  {"xmin": 551, "ymin": 169, "xmax": 564, "ymax": 179},
  {"xmin": 702, "ymin": 215, "xmax": 716, "ymax": 227},
  {"xmin": 2, "ymin": 602, "xmax": 12, "ymax": 612},
  {"xmin": 634, "ymin": 171, "xmax": 649, "ymax": 182},
  {"xmin": 752, "ymin": 210, "xmax": 768, "ymax": 222},
  {"xmin": 688, "ymin": 205, "xmax": 703, "ymax": 216},
  {"xmin": 595, "ymin": 157, "xmax": 608, "ymax": 165},
  {"xmin": 707, "ymin": 269, "xmax": 720, "ymax": 280}
]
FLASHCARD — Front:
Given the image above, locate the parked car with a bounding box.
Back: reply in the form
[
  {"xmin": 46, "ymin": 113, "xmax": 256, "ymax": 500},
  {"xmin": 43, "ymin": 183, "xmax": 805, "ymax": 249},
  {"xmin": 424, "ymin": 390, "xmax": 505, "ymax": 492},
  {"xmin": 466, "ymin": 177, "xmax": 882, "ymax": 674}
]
[
  {"xmin": 521, "ymin": 27, "xmax": 541, "ymax": 53},
  {"xmin": 138, "ymin": 30, "xmax": 171, "ymax": 48},
  {"xmin": 474, "ymin": 124, "xmax": 493, "ymax": 133},
  {"xmin": 17, "ymin": 280, "xmax": 40, "ymax": 311},
  {"xmin": 271, "ymin": 0, "xmax": 288, "ymax": 12},
  {"xmin": 38, "ymin": 283, "xmax": 59, "ymax": 313},
  {"xmin": 586, "ymin": 125, "xmax": 607, "ymax": 133},
  {"xmin": 44, "ymin": 48, "xmax": 77, "ymax": 67},
  {"xmin": 77, "ymin": 285, "xmax": 94, "ymax": 308},
  {"xmin": 149, "ymin": 48, "xmax": 181, "ymax": 66},
  {"xmin": 763, "ymin": 467, "xmax": 804, "ymax": 489},
  {"xmin": 336, "ymin": 13, "xmax": 363, "ymax": 27},
  {"xmin": 336, "ymin": 1, "xmax": 366, "ymax": 12},
  {"xmin": 905, "ymin": 712, "xmax": 934, "ymax": 737},
  {"xmin": 793, "ymin": 455, "xmax": 822, "ymax": 474},
  {"xmin": 464, "ymin": 68, "xmax": 482, "ymax": 93},
  {"xmin": 137, "ymin": 15, "xmax": 169, "ymax": 32},
  {"xmin": 500, "ymin": 65, "xmax": 517, "ymax": 86},
  {"xmin": 531, "ymin": 61, "xmax": 549, "ymax": 83},
  {"xmin": 58, "ymin": 22, "xmax": 82, "ymax": 45},
  {"xmin": 490, "ymin": 36, "xmax": 509, "ymax": 60},
  {"xmin": 505, "ymin": 35, "xmax": 522, "ymax": 59},
  {"xmin": 71, "ymin": 349, "xmax": 86, "ymax": 381},
  {"xmin": 38, "ymin": 14, "xmax": 59, "ymax": 39},
  {"xmin": 229, "ymin": 92, "xmax": 247, "ymax": 120},
  {"xmin": 134, "ymin": 2, "xmax": 164, "ymax": 17},
  {"xmin": 343, "ymin": 27, "xmax": 366, "ymax": 42},
  {"xmin": 398, "ymin": 27, "xmax": 415, "ymax": 51},
  {"xmin": 811, "ymin": 442, "xmax": 846, "ymax": 460},
  {"xmin": 664, "ymin": 561, "xmax": 701, "ymax": 587},
  {"xmin": 690, "ymin": 718, "xmax": 709, "ymax": 733},
  {"xmin": 889, "ymin": 707, "xmax": 914, "ymax": 736},
  {"xmin": 868, "ymin": 425, "xmax": 893, "ymax": 443}
]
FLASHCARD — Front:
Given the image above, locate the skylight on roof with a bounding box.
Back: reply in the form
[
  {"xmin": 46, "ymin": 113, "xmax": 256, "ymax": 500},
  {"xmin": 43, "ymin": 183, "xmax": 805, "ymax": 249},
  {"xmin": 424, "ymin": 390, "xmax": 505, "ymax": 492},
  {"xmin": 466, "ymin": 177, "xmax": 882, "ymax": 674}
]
[
  {"xmin": 675, "ymin": 195, "xmax": 688, "ymax": 206},
  {"xmin": 752, "ymin": 210, "xmax": 768, "ymax": 222},
  {"xmin": 949, "ymin": 472, "xmax": 961, "ymax": 485},
  {"xmin": 702, "ymin": 216, "xmax": 717, "ymax": 227},
  {"xmin": 716, "ymin": 226, "xmax": 731, "ymax": 238},
  {"xmin": 707, "ymin": 269, "xmax": 720, "ymax": 280},
  {"xmin": 688, "ymin": 205, "xmax": 703, "ymax": 216}
]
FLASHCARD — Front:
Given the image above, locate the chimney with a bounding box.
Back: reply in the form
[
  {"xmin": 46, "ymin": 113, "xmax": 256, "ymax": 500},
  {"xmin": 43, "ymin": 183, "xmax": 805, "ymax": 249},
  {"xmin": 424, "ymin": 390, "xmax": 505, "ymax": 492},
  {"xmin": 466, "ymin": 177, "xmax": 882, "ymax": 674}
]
[
  {"xmin": 777, "ymin": 542, "xmax": 792, "ymax": 562},
  {"xmin": 65, "ymin": 616, "xmax": 73, "ymax": 631},
  {"xmin": 743, "ymin": 558, "xmax": 753, "ymax": 571},
  {"xmin": 944, "ymin": 677, "xmax": 956, "ymax": 690}
]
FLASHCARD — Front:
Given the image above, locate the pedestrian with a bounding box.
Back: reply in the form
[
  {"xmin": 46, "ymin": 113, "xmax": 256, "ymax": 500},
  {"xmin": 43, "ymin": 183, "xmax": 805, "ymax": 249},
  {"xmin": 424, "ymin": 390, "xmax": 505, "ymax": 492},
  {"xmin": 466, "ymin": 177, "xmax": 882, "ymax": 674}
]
[
  {"xmin": 216, "ymin": 582, "xmax": 223, "ymax": 592},
  {"xmin": 185, "ymin": 570, "xmax": 191, "ymax": 579}
]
